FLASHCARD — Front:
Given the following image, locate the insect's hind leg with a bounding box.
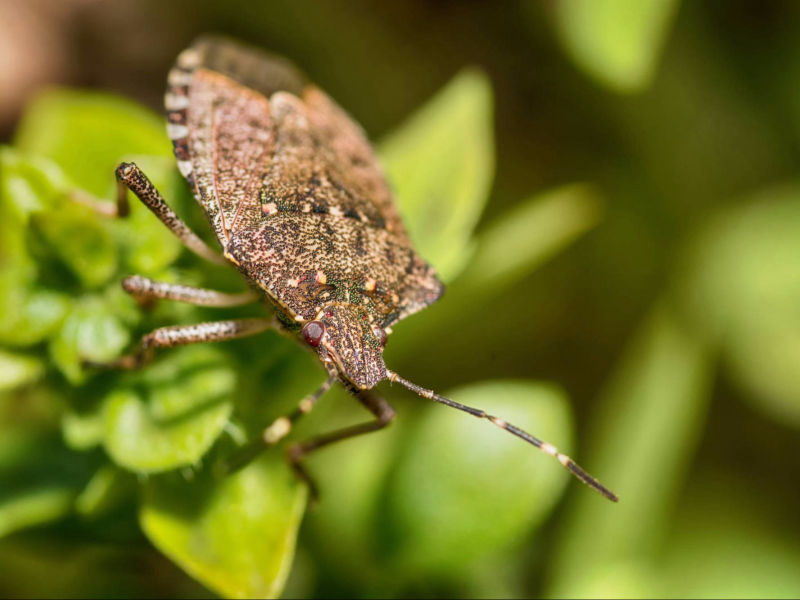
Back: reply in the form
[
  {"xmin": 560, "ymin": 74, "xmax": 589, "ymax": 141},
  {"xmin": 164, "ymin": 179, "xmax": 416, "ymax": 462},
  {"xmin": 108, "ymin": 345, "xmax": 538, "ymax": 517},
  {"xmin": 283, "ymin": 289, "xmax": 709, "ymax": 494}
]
[
  {"xmin": 115, "ymin": 162, "xmax": 227, "ymax": 266},
  {"xmin": 83, "ymin": 318, "xmax": 272, "ymax": 370},
  {"xmin": 287, "ymin": 389, "xmax": 395, "ymax": 501}
]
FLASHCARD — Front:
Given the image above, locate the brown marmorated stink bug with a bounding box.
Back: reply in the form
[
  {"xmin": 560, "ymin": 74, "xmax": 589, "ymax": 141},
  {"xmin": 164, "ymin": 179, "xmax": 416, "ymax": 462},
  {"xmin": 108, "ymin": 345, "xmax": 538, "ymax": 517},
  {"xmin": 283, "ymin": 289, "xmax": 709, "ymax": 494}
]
[{"xmin": 89, "ymin": 36, "xmax": 617, "ymax": 502}]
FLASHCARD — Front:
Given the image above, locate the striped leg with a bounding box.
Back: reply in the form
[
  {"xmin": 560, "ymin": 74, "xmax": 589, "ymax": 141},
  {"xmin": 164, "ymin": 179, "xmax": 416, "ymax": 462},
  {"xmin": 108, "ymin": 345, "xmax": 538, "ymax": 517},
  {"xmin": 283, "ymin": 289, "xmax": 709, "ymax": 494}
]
[
  {"xmin": 115, "ymin": 162, "xmax": 227, "ymax": 266},
  {"xmin": 121, "ymin": 274, "xmax": 257, "ymax": 307},
  {"xmin": 221, "ymin": 368, "xmax": 338, "ymax": 476},
  {"xmin": 84, "ymin": 318, "xmax": 272, "ymax": 370},
  {"xmin": 386, "ymin": 370, "xmax": 619, "ymax": 502},
  {"xmin": 287, "ymin": 389, "xmax": 395, "ymax": 501}
]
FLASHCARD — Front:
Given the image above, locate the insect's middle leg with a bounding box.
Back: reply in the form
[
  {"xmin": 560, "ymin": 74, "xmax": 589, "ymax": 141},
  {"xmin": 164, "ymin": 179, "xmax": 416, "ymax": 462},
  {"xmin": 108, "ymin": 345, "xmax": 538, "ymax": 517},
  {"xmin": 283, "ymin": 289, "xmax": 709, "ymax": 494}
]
[
  {"xmin": 121, "ymin": 274, "xmax": 257, "ymax": 307},
  {"xmin": 84, "ymin": 318, "xmax": 273, "ymax": 370},
  {"xmin": 115, "ymin": 162, "xmax": 227, "ymax": 266},
  {"xmin": 287, "ymin": 389, "xmax": 396, "ymax": 500}
]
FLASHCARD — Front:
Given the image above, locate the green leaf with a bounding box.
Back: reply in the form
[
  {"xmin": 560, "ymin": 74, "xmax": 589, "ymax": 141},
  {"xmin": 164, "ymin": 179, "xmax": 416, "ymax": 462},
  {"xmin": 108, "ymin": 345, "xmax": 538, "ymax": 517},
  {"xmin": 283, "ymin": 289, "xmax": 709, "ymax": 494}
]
[
  {"xmin": 140, "ymin": 455, "xmax": 307, "ymax": 599},
  {"xmin": 551, "ymin": 0, "xmax": 681, "ymax": 93},
  {"xmin": 32, "ymin": 204, "xmax": 118, "ymax": 288},
  {"xmin": 380, "ymin": 69, "xmax": 494, "ymax": 281},
  {"xmin": 0, "ymin": 147, "xmax": 70, "ymax": 220},
  {"xmin": 547, "ymin": 304, "xmax": 713, "ymax": 598},
  {"xmin": 0, "ymin": 430, "xmax": 97, "ymax": 538},
  {"xmin": 660, "ymin": 476, "xmax": 800, "ymax": 598},
  {"xmin": 459, "ymin": 183, "xmax": 603, "ymax": 294},
  {"xmin": 384, "ymin": 380, "xmax": 572, "ymax": 576},
  {"xmin": 62, "ymin": 408, "xmax": 105, "ymax": 451},
  {"xmin": 0, "ymin": 288, "xmax": 72, "ymax": 348},
  {"xmin": 103, "ymin": 346, "xmax": 235, "ymax": 473},
  {"xmin": 75, "ymin": 465, "xmax": 136, "ymax": 518},
  {"xmin": 678, "ymin": 184, "xmax": 800, "ymax": 427},
  {"xmin": 0, "ymin": 350, "xmax": 44, "ymax": 391},
  {"xmin": 49, "ymin": 295, "xmax": 131, "ymax": 384},
  {"xmin": 0, "ymin": 487, "xmax": 75, "ymax": 539},
  {"xmin": 14, "ymin": 88, "xmax": 172, "ymax": 198},
  {"xmin": 0, "ymin": 148, "xmax": 76, "ymax": 347}
]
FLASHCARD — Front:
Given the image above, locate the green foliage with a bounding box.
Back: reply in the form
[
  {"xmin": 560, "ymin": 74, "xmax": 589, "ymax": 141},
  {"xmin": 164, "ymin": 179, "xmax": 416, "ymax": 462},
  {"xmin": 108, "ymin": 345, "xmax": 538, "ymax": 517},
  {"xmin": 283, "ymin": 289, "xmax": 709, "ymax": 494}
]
[
  {"xmin": 383, "ymin": 382, "xmax": 572, "ymax": 577},
  {"xmin": 0, "ymin": 429, "xmax": 99, "ymax": 538},
  {"xmin": 457, "ymin": 184, "xmax": 603, "ymax": 295},
  {"xmin": 103, "ymin": 346, "xmax": 235, "ymax": 472},
  {"xmin": 0, "ymin": 350, "xmax": 44, "ymax": 392},
  {"xmin": 380, "ymin": 69, "xmax": 494, "ymax": 281},
  {"xmin": 49, "ymin": 294, "xmax": 132, "ymax": 384},
  {"xmin": 14, "ymin": 89, "xmax": 172, "ymax": 196},
  {"xmin": 0, "ymin": 70, "xmax": 599, "ymax": 598},
  {"xmin": 550, "ymin": 0, "xmax": 681, "ymax": 93},
  {"xmin": 548, "ymin": 304, "xmax": 714, "ymax": 597},
  {"xmin": 678, "ymin": 184, "xmax": 800, "ymax": 426},
  {"xmin": 141, "ymin": 456, "xmax": 306, "ymax": 599}
]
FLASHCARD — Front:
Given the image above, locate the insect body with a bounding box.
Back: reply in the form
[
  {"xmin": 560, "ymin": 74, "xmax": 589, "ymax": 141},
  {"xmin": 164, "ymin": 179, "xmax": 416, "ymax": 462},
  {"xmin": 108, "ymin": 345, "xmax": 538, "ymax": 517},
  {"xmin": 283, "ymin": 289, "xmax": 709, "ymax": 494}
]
[{"xmin": 100, "ymin": 36, "xmax": 617, "ymax": 502}]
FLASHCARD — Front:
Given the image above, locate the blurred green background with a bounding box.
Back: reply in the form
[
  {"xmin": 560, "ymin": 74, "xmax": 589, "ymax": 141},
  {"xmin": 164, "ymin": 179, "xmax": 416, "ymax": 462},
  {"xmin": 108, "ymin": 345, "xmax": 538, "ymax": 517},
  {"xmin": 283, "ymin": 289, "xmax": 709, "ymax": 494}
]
[{"xmin": 2, "ymin": 1, "xmax": 800, "ymax": 598}]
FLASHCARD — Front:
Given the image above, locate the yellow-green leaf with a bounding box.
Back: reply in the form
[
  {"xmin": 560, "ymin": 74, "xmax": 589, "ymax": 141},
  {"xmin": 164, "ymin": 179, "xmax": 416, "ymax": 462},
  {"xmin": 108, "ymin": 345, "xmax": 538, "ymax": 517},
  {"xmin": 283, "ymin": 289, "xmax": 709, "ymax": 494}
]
[
  {"xmin": 14, "ymin": 89, "xmax": 171, "ymax": 198},
  {"xmin": 547, "ymin": 304, "xmax": 713, "ymax": 597},
  {"xmin": 385, "ymin": 380, "xmax": 572, "ymax": 575},
  {"xmin": 459, "ymin": 183, "xmax": 603, "ymax": 294},
  {"xmin": 49, "ymin": 296, "xmax": 131, "ymax": 384},
  {"xmin": 380, "ymin": 69, "xmax": 494, "ymax": 281},
  {"xmin": 140, "ymin": 456, "xmax": 306, "ymax": 599},
  {"xmin": 552, "ymin": 0, "xmax": 681, "ymax": 93},
  {"xmin": 678, "ymin": 184, "xmax": 800, "ymax": 427},
  {"xmin": 0, "ymin": 350, "xmax": 44, "ymax": 392},
  {"xmin": 103, "ymin": 346, "xmax": 234, "ymax": 473}
]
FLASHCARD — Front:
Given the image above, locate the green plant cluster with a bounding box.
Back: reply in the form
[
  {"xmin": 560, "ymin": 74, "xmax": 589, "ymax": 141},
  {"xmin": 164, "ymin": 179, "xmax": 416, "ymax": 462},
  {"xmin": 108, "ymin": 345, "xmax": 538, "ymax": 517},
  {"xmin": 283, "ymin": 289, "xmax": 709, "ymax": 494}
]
[{"xmin": 4, "ymin": 1, "xmax": 800, "ymax": 595}]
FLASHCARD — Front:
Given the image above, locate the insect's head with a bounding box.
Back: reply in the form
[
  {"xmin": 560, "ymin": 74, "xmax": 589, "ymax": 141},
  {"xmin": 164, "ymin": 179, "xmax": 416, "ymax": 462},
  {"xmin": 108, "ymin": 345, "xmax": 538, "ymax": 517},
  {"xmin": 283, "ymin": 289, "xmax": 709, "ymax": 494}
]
[{"xmin": 301, "ymin": 304, "xmax": 387, "ymax": 389}]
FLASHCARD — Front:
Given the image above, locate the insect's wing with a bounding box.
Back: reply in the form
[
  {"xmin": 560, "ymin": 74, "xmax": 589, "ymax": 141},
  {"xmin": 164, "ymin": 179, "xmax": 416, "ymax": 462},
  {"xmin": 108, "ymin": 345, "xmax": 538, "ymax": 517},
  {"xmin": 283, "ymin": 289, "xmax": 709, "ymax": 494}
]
[
  {"xmin": 296, "ymin": 87, "xmax": 445, "ymax": 324},
  {"xmin": 222, "ymin": 89, "xmax": 443, "ymax": 326},
  {"xmin": 300, "ymin": 86, "xmax": 411, "ymax": 244},
  {"xmin": 166, "ymin": 36, "xmax": 443, "ymax": 325},
  {"xmin": 165, "ymin": 35, "xmax": 306, "ymax": 242}
]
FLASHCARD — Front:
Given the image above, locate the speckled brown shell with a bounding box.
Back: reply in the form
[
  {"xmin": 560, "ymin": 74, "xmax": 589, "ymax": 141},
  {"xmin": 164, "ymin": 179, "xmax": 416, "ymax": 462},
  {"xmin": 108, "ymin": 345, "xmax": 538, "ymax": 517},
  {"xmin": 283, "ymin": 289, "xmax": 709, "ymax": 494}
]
[{"xmin": 164, "ymin": 36, "xmax": 444, "ymax": 388}]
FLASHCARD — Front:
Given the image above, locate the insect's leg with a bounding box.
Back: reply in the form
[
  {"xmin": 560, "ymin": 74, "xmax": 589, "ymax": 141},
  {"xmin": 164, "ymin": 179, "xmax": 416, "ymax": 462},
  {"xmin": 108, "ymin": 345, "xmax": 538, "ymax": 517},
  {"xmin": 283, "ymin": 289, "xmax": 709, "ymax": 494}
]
[
  {"xmin": 386, "ymin": 370, "xmax": 619, "ymax": 502},
  {"xmin": 287, "ymin": 389, "xmax": 395, "ymax": 501},
  {"xmin": 115, "ymin": 162, "xmax": 227, "ymax": 266},
  {"xmin": 84, "ymin": 318, "xmax": 272, "ymax": 370},
  {"xmin": 121, "ymin": 275, "xmax": 257, "ymax": 307},
  {"xmin": 220, "ymin": 369, "xmax": 338, "ymax": 476}
]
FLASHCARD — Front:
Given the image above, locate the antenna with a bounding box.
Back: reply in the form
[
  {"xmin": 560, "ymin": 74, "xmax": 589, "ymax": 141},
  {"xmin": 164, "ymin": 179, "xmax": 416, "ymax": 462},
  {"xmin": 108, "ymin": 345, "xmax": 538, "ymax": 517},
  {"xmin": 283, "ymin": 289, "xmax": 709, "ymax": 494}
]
[{"xmin": 386, "ymin": 370, "xmax": 618, "ymax": 502}]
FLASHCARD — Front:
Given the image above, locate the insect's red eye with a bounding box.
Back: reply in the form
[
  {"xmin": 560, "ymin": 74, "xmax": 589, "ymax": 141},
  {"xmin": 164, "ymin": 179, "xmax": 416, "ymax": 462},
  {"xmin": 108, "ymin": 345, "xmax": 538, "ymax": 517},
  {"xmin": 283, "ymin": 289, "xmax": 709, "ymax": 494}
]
[
  {"xmin": 302, "ymin": 321, "xmax": 325, "ymax": 347},
  {"xmin": 374, "ymin": 327, "xmax": 387, "ymax": 347}
]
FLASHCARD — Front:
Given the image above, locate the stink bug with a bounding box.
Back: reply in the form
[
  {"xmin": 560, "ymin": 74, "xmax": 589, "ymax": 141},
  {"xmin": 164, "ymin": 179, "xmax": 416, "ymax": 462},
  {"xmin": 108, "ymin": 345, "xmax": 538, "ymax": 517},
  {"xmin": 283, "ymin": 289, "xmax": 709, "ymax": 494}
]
[{"xmin": 92, "ymin": 35, "xmax": 617, "ymax": 502}]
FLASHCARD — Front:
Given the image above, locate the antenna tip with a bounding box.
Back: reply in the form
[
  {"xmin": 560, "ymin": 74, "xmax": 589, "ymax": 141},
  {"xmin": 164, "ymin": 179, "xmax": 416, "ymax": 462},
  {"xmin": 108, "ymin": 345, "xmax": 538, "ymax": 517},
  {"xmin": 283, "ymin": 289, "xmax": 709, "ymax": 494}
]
[{"xmin": 564, "ymin": 459, "xmax": 619, "ymax": 502}]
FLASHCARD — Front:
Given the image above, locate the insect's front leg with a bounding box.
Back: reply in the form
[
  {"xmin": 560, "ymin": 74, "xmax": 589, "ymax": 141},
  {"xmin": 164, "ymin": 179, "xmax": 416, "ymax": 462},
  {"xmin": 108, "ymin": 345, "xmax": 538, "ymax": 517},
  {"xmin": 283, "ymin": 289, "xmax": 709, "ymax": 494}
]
[
  {"xmin": 83, "ymin": 318, "xmax": 273, "ymax": 370},
  {"xmin": 287, "ymin": 389, "xmax": 396, "ymax": 501},
  {"xmin": 115, "ymin": 162, "xmax": 227, "ymax": 265},
  {"xmin": 220, "ymin": 366, "xmax": 338, "ymax": 476}
]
